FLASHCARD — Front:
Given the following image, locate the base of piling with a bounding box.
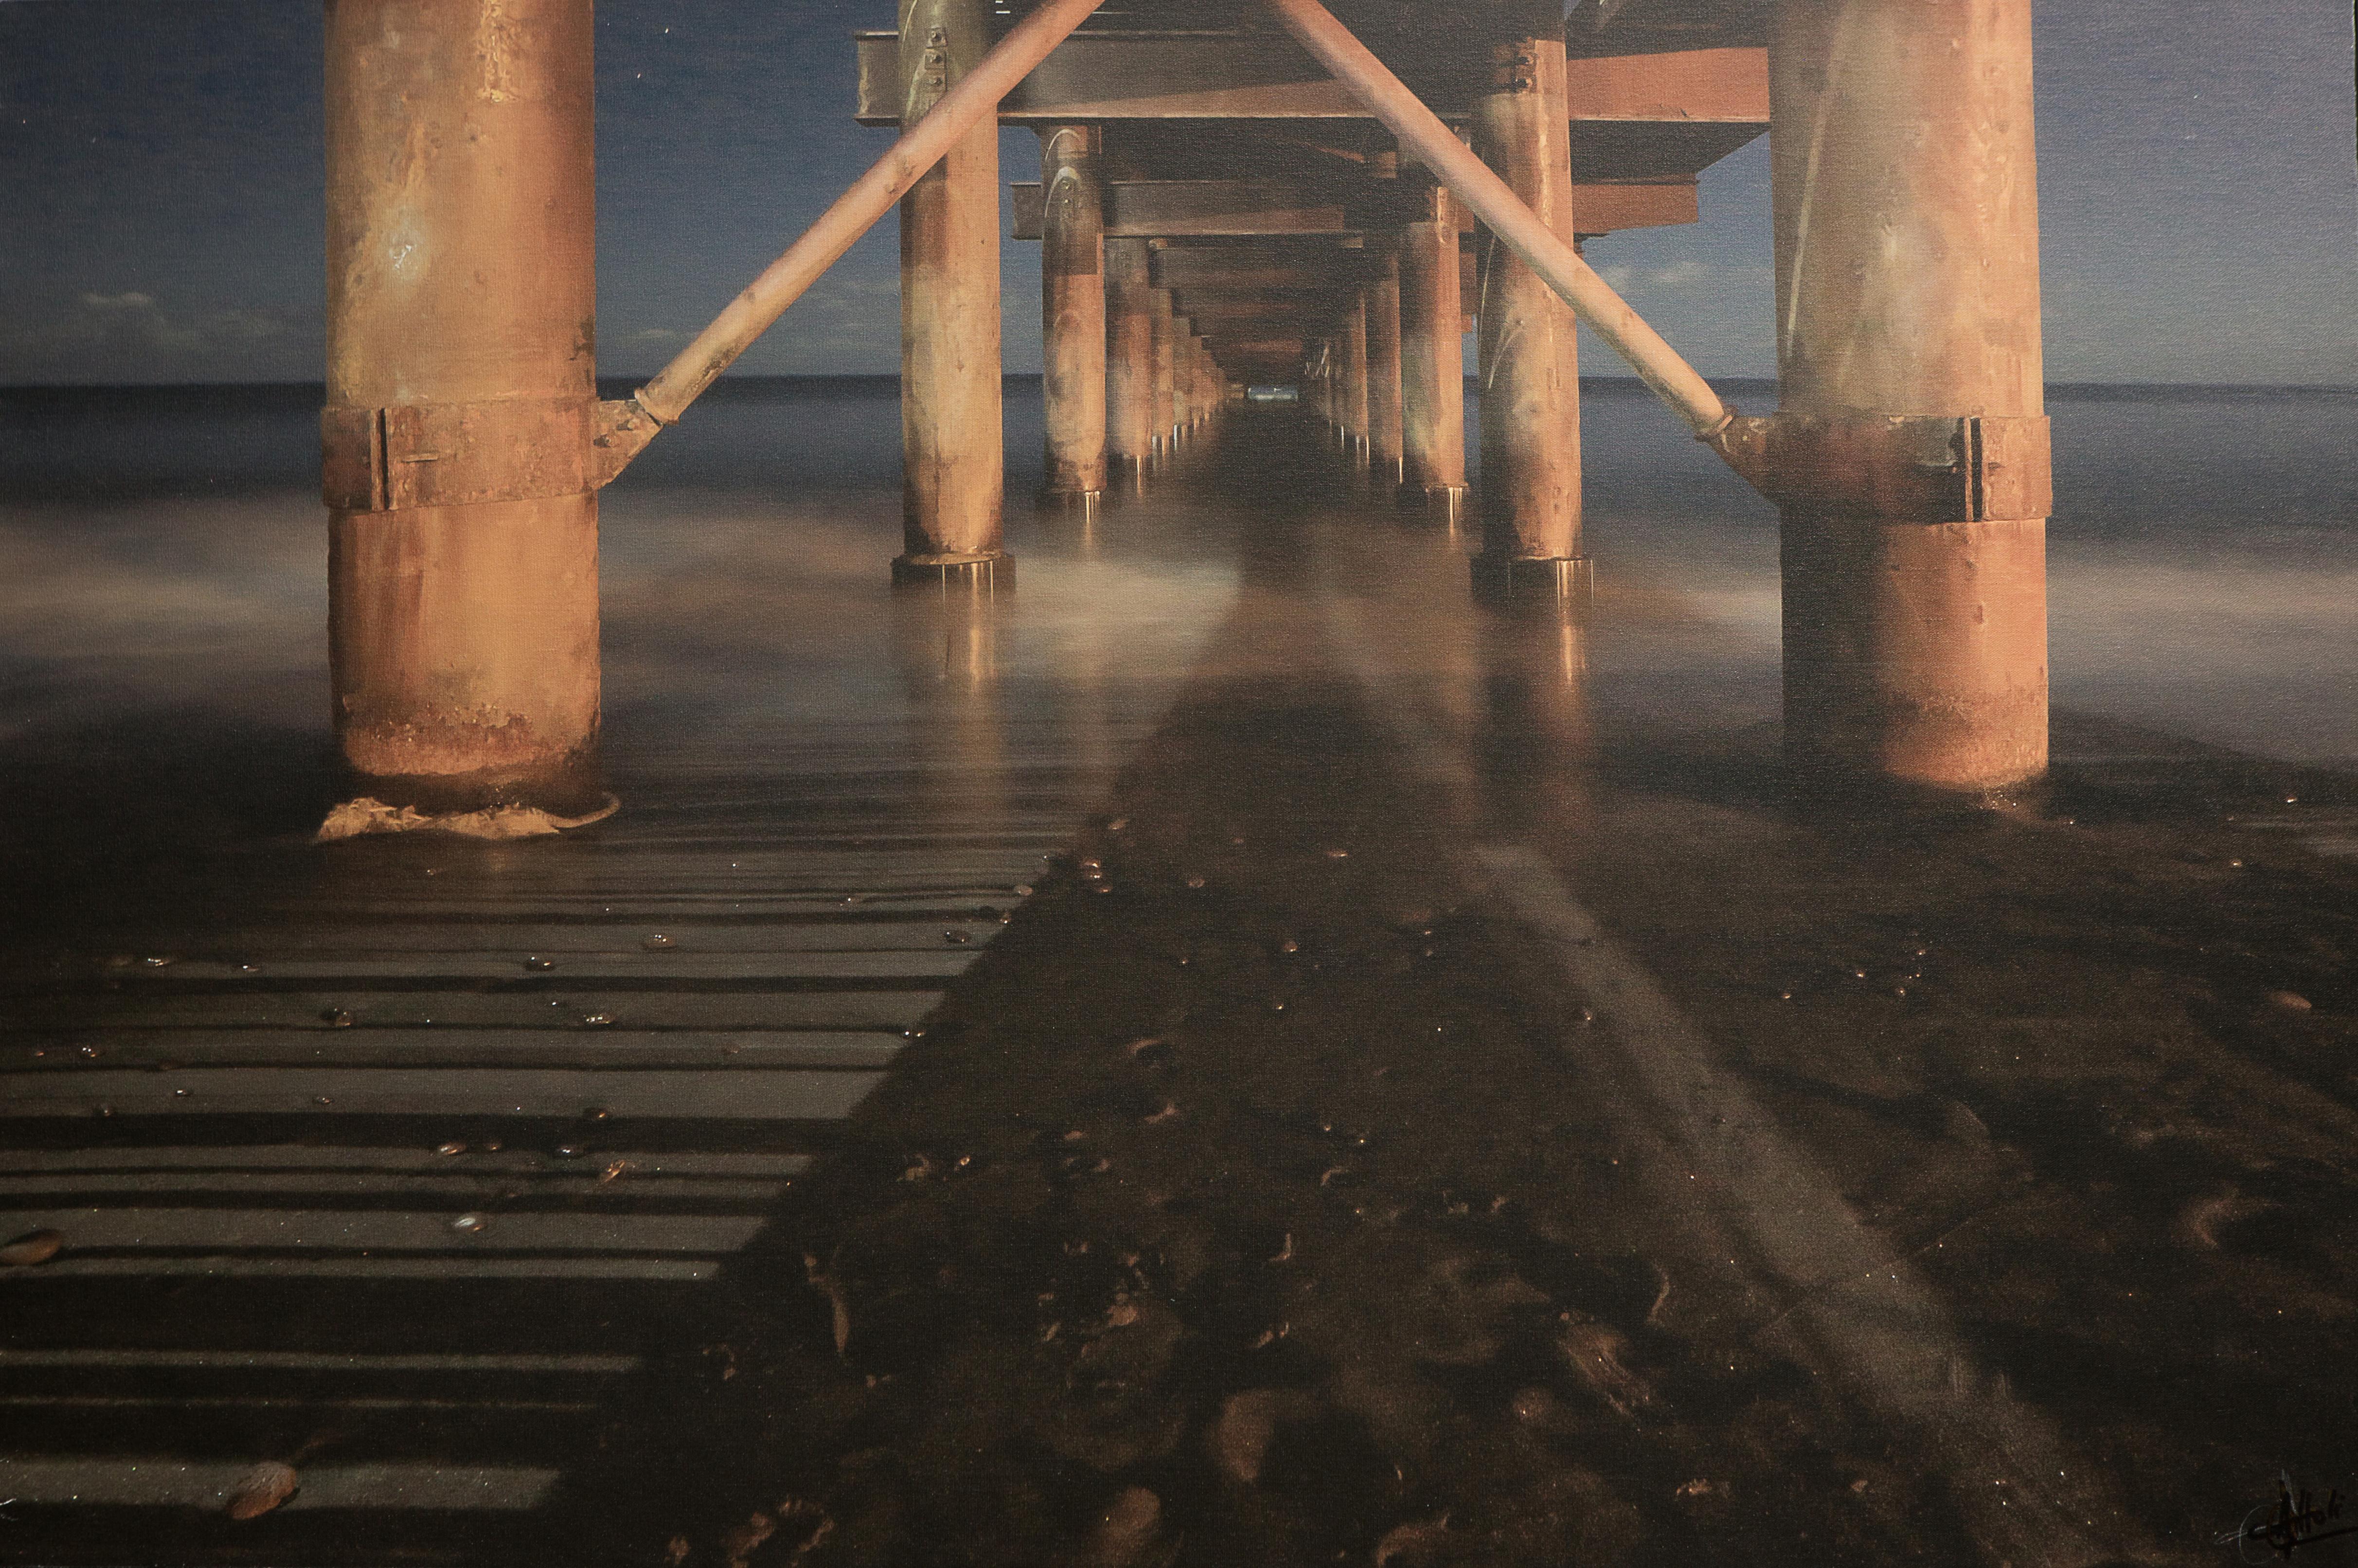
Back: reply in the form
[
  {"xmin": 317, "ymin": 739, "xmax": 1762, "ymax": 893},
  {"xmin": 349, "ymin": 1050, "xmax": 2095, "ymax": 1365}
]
[
  {"xmin": 891, "ymin": 552, "xmax": 1015, "ymax": 596},
  {"xmin": 1400, "ymin": 484, "xmax": 1465, "ymax": 523},
  {"xmin": 1471, "ymin": 554, "xmax": 1593, "ymax": 610},
  {"xmin": 1042, "ymin": 488, "xmax": 1104, "ymax": 520}
]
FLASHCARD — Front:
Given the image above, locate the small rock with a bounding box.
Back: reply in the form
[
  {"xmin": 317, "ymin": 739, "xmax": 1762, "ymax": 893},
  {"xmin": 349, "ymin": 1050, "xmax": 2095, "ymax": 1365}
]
[
  {"xmin": 1509, "ymin": 1386, "xmax": 1557, "ymax": 1424},
  {"xmin": 642, "ymin": 933, "xmax": 675, "ymax": 950},
  {"xmin": 1086, "ymin": 1486, "xmax": 1161, "ymax": 1568},
  {"xmin": 0, "ymin": 1228, "xmax": 65, "ymax": 1267},
  {"xmin": 2267, "ymin": 990, "xmax": 2314, "ymax": 1013},
  {"xmin": 1373, "ymin": 1515, "xmax": 1449, "ymax": 1567},
  {"xmin": 435, "ymin": 1140, "xmax": 467, "ymax": 1157},
  {"xmin": 226, "ymin": 1460, "xmax": 298, "ymax": 1520},
  {"xmin": 322, "ymin": 1009, "xmax": 354, "ymax": 1029},
  {"xmin": 451, "ymin": 1213, "xmax": 489, "ymax": 1233},
  {"xmin": 522, "ymin": 956, "xmax": 555, "ymax": 972}
]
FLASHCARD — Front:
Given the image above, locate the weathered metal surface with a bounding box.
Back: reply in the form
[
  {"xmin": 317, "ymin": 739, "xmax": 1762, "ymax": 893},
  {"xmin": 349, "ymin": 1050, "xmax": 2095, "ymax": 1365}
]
[
  {"xmin": 1149, "ymin": 285, "xmax": 1178, "ymax": 449},
  {"xmin": 1365, "ymin": 247, "xmax": 1405, "ymax": 482},
  {"xmin": 1749, "ymin": 414, "xmax": 2052, "ymax": 524},
  {"xmin": 1398, "ymin": 193, "xmax": 1467, "ymax": 498},
  {"xmin": 631, "ymin": 0, "xmax": 1107, "ymax": 431},
  {"xmin": 1264, "ymin": 0, "xmax": 1734, "ymax": 439},
  {"xmin": 1111, "ymin": 178, "xmax": 1348, "ymax": 236},
  {"xmin": 1339, "ymin": 292, "xmax": 1371, "ymax": 463},
  {"xmin": 321, "ymin": 399, "xmax": 595, "ymax": 513},
  {"xmin": 1039, "ymin": 126, "xmax": 1108, "ymax": 496},
  {"xmin": 1015, "ymin": 176, "xmax": 1695, "ymax": 240},
  {"xmin": 323, "ymin": 0, "xmax": 601, "ymax": 811},
  {"xmin": 1770, "ymin": 0, "xmax": 2050, "ymax": 788},
  {"xmin": 1473, "ymin": 26, "xmax": 1584, "ymax": 561},
  {"xmin": 898, "ymin": 0, "xmax": 1006, "ymax": 568},
  {"xmin": 1105, "ymin": 237, "xmax": 1157, "ymax": 472},
  {"xmin": 854, "ymin": 28, "xmax": 1768, "ymax": 132}
]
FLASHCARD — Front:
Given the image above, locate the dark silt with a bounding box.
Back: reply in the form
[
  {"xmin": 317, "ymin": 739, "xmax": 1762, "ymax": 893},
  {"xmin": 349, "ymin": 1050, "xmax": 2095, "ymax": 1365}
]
[{"xmin": 0, "ymin": 377, "xmax": 2353, "ymax": 1566}]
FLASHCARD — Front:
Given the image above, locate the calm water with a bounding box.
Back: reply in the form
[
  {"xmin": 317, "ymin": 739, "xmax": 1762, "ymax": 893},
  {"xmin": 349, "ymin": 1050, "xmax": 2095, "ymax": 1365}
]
[{"xmin": 1, "ymin": 377, "xmax": 2353, "ymax": 815}]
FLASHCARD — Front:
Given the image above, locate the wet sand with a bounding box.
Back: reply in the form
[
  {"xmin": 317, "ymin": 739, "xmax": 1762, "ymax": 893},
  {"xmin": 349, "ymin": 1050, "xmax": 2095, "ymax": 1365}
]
[{"xmin": 0, "ymin": 385, "xmax": 2353, "ymax": 1566}]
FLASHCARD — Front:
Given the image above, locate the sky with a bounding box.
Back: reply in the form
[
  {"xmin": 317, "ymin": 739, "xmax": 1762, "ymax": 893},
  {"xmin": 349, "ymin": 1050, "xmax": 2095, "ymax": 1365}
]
[{"xmin": 0, "ymin": 0, "xmax": 2353, "ymax": 387}]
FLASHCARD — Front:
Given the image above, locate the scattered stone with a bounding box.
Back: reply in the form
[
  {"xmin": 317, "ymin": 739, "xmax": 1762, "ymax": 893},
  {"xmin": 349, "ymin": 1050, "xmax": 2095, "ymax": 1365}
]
[
  {"xmin": 1674, "ymin": 1479, "xmax": 1719, "ymax": 1499},
  {"xmin": 1373, "ymin": 1514, "xmax": 1449, "ymax": 1566},
  {"xmin": 322, "ymin": 1009, "xmax": 354, "ymax": 1029},
  {"xmin": 226, "ymin": 1460, "xmax": 298, "ymax": 1520},
  {"xmin": 451, "ymin": 1213, "xmax": 488, "ymax": 1233},
  {"xmin": 643, "ymin": 933, "xmax": 676, "ymax": 950},
  {"xmin": 522, "ymin": 955, "xmax": 555, "ymax": 971},
  {"xmin": 435, "ymin": 1140, "xmax": 467, "ymax": 1157},
  {"xmin": 2267, "ymin": 990, "xmax": 2313, "ymax": 1012},
  {"xmin": 0, "ymin": 1229, "xmax": 65, "ymax": 1267},
  {"xmin": 1085, "ymin": 1487, "xmax": 1161, "ymax": 1568},
  {"xmin": 1509, "ymin": 1386, "xmax": 1557, "ymax": 1424},
  {"xmin": 1211, "ymin": 1389, "xmax": 1318, "ymax": 1484},
  {"xmin": 1557, "ymin": 1313, "xmax": 1652, "ymax": 1418}
]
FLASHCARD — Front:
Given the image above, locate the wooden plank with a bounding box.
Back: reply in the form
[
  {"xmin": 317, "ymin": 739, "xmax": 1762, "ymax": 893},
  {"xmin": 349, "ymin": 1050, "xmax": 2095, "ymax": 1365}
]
[
  {"xmin": 0, "ymin": 1146, "xmax": 809, "ymax": 1176},
  {"xmin": 2, "ymin": 1028, "xmax": 905, "ymax": 1070},
  {"xmin": 855, "ymin": 32, "xmax": 1768, "ymax": 137},
  {"xmin": 104, "ymin": 948, "xmax": 982, "ymax": 983},
  {"xmin": 1108, "ymin": 178, "xmax": 1348, "ymax": 237},
  {"xmin": 0, "ymin": 1066, "xmax": 889, "ymax": 1120},
  {"xmin": 2, "ymin": 990, "xmax": 941, "ymax": 1032},
  {"xmin": 115, "ymin": 920, "xmax": 1002, "ymax": 957},
  {"xmin": 0, "ymin": 1207, "xmax": 768, "ymax": 1252},
  {"xmin": 0, "ymin": 1459, "xmax": 558, "ymax": 1511}
]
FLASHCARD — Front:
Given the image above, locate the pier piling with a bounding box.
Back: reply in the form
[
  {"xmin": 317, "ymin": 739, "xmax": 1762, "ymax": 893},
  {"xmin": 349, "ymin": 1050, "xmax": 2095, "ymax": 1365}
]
[
  {"xmin": 1469, "ymin": 7, "xmax": 1586, "ymax": 603},
  {"xmin": 322, "ymin": 0, "xmax": 603, "ymax": 816},
  {"xmin": 1398, "ymin": 186, "xmax": 1468, "ymax": 518},
  {"xmin": 1769, "ymin": 0, "xmax": 2050, "ymax": 788},
  {"xmin": 1039, "ymin": 125, "xmax": 1108, "ymax": 504},
  {"xmin": 894, "ymin": 0, "xmax": 1007, "ymax": 589}
]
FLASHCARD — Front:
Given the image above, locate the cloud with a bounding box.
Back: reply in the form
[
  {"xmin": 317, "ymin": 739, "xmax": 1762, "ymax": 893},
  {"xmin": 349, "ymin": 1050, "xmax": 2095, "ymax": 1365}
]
[{"xmin": 0, "ymin": 291, "xmax": 311, "ymax": 381}]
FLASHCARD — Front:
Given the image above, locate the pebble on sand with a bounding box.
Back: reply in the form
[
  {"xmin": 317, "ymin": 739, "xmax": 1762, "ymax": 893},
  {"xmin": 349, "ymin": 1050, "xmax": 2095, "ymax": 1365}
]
[
  {"xmin": 2266, "ymin": 990, "xmax": 2313, "ymax": 1012},
  {"xmin": 0, "ymin": 1228, "xmax": 65, "ymax": 1266},
  {"xmin": 226, "ymin": 1461, "xmax": 298, "ymax": 1520}
]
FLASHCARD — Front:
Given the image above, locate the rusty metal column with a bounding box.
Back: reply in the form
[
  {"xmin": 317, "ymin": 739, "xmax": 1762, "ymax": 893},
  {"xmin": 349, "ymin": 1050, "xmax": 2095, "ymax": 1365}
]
[
  {"xmin": 1340, "ymin": 292, "xmax": 1371, "ymax": 465},
  {"xmin": 323, "ymin": 0, "xmax": 602, "ymax": 818},
  {"xmin": 1171, "ymin": 314, "xmax": 1195, "ymax": 441},
  {"xmin": 1771, "ymin": 0, "xmax": 2049, "ymax": 788},
  {"xmin": 1105, "ymin": 237, "xmax": 1155, "ymax": 484},
  {"xmin": 1148, "ymin": 286, "xmax": 1177, "ymax": 456},
  {"xmin": 1470, "ymin": 12, "xmax": 1585, "ymax": 603},
  {"xmin": 895, "ymin": 0, "xmax": 1005, "ymax": 588},
  {"xmin": 1398, "ymin": 186, "xmax": 1467, "ymax": 518},
  {"xmin": 1039, "ymin": 125, "xmax": 1106, "ymax": 503},
  {"xmin": 1367, "ymin": 244, "xmax": 1406, "ymax": 485}
]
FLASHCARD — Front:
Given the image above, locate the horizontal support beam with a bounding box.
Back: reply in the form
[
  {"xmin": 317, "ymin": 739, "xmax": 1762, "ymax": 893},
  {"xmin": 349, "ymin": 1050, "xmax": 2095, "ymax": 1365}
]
[
  {"xmin": 1717, "ymin": 414, "xmax": 2054, "ymax": 523},
  {"xmin": 1016, "ymin": 178, "xmax": 1694, "ymax": 242},
  {"xmin": 857, "ymin": 30, "xmax": 1766, "ymax": 133}
]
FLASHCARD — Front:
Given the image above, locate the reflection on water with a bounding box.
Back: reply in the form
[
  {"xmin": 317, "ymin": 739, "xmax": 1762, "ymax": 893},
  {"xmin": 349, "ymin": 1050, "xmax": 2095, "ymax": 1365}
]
[{"xmin": 1, "ymin": 377, "xmax": 2352, "ymax": 807}]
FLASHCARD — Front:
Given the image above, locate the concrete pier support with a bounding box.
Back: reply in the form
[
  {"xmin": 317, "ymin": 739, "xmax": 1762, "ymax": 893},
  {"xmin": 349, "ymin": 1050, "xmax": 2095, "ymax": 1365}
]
[
  {"xmin": 1398, "ymin": 187, "xmax": 1468, "ymax": 518},
  {"xmin": 1105, "ymin": 237, "xmax": 1155, "ymax": 483},
  {"xmin": 1366, "ymin": 247, "xmax": 1406, "ymax": 485},
  {"xmin": 1340, "ymin": 294, "xmax": 1371, "ymax": 465},
  {"xmin": 895, "ymin": 0, "xmax": 1005, "ymax": 588},
  {"xmin": 323, "ymin": 0, "xmax": 602, "ymax": 814},
  {"xmin": 1770, "ymin": 0, "xmax": 2050, "ymax": 788},
  {"xmin": 1038, "ymin": 125, "xmax": 1106, "ymax": 502},
  {"xmin": 1470, "ymin": 12, "xmax": 1585, "ymax": 602},
  {"xmin": 1149, "ymin": 285, "xmax": 1178, "ymax": 457}
]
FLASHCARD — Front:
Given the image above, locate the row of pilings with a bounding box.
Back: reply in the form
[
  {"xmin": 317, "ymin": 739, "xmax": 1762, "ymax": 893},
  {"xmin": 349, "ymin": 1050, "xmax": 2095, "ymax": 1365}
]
[{"xmin": 319, "ymin": 0, "xmax": 2051, "ymax": 824}]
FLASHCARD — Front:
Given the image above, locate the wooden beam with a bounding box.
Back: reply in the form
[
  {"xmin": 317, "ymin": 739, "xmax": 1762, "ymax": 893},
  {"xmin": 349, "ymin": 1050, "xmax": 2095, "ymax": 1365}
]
[
  {"xmin": 857, "ymin": 30, "xmax": 1768, "ymax": 137},
  {"xmin": 1011, "ymin": 179, "xmax": 1696, "ymax": 242}
]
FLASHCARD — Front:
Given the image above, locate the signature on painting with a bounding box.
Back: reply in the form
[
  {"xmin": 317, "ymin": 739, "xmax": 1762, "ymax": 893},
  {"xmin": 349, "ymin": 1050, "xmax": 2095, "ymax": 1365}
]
[{"xmin": 2218, "ymin": 1473, "xmax": 2354, "ymax": 1560}]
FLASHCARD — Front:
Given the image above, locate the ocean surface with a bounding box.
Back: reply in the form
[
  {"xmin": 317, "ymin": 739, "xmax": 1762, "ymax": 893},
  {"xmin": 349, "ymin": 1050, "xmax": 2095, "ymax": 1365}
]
[{"xmin": 2, "ymin": 376, "xmax": 2352, "ymax": 840}]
